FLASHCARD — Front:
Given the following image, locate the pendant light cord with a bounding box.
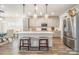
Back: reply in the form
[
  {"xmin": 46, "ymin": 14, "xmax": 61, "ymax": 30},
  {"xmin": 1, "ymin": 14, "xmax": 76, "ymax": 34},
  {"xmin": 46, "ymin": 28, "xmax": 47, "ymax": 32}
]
[
  {"xmin": 23, "ymin": 4, "xmax": 25, "ymax": 15},
  {"xmin": 34, "ymin": 4, "xmax": 37, "ymax": 14},
  {"xmin": 45, "ymin": 4, "xmax": 48, "ymax": 14}
]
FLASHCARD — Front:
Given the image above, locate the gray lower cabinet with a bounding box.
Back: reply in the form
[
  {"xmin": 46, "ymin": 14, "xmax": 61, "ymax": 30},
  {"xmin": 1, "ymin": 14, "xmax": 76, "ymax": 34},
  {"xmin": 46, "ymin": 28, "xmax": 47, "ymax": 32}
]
[{"xmin": 31, "ymin": 37, "xmax": 39, "ymax": 47}]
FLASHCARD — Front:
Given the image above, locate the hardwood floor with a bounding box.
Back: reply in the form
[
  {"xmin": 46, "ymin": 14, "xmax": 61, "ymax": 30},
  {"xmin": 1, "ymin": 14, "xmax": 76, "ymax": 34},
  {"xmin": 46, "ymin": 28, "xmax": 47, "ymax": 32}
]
[{"xmin": 0, "ymin": 37, "xmax": 78, "ymax": 55}]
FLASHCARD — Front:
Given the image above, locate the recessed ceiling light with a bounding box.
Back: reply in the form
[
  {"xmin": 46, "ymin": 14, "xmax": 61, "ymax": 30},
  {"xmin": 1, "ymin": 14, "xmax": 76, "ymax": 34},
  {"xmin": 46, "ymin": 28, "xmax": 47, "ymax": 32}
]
[
  {"xmin": 0, "ymin": 18, "xmax": 2, "ymax": 20},
  {"xmin": 28, "ymin": 12, "xmax": 31, "ymax": 16},
  {"xmin": 51, "ymin": 12, "xmax": 55, "ymax": 15},
  {"xmin": 33, "ymin": 14, "xmax": 37, "ymax": 18},
  {"xmin": 40, "ymin": 12, "xmax": 42, "ymax": 16},
  {"xmin": 0, "ymin": 5, "xmax": 5, "ymax": 8}
]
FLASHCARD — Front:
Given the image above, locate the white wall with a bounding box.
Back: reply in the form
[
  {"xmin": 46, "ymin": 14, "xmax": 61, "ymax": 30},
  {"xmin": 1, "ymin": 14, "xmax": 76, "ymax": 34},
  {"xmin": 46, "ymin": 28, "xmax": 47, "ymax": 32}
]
[
  {"xmin": 0, "ymin": 21, "xmax": 3, "ymax": 32},
  {"xmin": 0, "ymin": 17, "xmax": 23, "ymax": 33},
  {"xmin": 0, "ymin": 18, "xmax": 7, "ymax": 33}
]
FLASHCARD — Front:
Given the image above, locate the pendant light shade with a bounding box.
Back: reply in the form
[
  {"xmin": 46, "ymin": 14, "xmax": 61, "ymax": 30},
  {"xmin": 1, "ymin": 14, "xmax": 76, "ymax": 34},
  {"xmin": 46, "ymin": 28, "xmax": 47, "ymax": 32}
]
[
  {"xmin": 45, "ymin": 14, "xmax": 48, "ymax": 18},
  {"xmin": 22, "ymin": 4, "xmax": 26, "ymax": 18},
  {"xmin": 45, "ymin": 4, "xmax": 48, "ymax": 18},
  {"xmin": 33, "ymin": 4, "xmax": 37, "ymax": 18}
]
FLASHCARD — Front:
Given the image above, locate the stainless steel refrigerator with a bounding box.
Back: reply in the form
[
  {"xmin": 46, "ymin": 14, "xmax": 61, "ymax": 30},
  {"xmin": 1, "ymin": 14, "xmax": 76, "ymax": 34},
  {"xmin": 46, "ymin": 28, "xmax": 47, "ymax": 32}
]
[{"xmin": 63, "ymin": 14, "xmax": 79, "ymax": 51}]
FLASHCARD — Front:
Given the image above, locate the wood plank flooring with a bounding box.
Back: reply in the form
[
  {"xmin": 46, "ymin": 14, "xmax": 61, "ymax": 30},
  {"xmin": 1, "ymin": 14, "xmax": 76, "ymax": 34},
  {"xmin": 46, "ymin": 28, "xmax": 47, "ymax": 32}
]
[{"xmin": 0, "ymin": 37, "xmax": 79, "ymax": 55}]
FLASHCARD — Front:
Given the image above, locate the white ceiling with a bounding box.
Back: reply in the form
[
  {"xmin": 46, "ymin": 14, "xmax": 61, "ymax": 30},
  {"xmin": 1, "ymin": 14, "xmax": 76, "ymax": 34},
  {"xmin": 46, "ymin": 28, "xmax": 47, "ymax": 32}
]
[{"xmin": 0, "ymin": 4, "xmax": 76, "ymax": 17}]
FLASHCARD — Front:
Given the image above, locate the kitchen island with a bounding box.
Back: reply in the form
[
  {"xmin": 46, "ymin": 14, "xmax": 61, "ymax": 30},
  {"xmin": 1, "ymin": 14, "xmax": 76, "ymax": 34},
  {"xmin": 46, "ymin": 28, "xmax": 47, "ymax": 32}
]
[{"xmin": 12, "ymin": 31, "xmax": 53, "ymax": 54}]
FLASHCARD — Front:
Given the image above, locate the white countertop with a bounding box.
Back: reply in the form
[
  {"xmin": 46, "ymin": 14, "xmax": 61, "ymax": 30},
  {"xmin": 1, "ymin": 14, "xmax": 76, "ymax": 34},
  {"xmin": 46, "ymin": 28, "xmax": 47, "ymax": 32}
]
[{"xmin": 17, "ymin": 31, "xmax": 53, "ymax": 34}]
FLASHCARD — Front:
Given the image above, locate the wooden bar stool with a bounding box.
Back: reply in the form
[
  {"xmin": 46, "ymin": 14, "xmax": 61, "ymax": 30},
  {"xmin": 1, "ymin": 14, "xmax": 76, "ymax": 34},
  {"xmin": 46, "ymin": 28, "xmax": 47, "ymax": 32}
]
[
  {"xmin": 39, "ymin": 38, "xmax": 49, "ymax": 51},
  {"xmin": 19, "ymin": 37, "xmax": 31, "ymax": 51}
]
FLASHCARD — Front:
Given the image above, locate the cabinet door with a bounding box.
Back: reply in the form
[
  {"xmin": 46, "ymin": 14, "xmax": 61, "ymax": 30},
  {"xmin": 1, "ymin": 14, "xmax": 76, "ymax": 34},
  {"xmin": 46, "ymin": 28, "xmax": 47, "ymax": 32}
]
[
  {"xmin": 23, "ymin": 19, "xmax": 28, "ymax": 31},
  {"xmin": 31, "ymin": 38, "xmax": 39, "ymax": 47}
]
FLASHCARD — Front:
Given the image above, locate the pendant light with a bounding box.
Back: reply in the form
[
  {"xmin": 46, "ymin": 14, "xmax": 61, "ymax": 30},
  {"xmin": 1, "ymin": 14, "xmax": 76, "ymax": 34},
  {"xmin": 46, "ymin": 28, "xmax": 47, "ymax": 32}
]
[
  {"xmin": 33, "ymin": 4, "xmax": 37, "ymax": 18},
  {"xmin": 22, "ymin": 4, "xmax": 26, "ymax": 18},
  {"xmin": 45, "ymin": 4, "xmax": 48, "ymax": 18}
]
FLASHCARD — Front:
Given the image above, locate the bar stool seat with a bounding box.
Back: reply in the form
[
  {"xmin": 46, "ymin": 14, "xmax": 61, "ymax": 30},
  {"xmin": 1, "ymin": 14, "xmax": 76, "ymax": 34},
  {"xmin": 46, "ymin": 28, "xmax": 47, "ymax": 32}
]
[
  {"xmin": 39, "ymin": 37, "xmax": 49, "ymax": 51},
  {"xmin": 19, "ymin": 37, "xmax": 30, "ymax": 51}
]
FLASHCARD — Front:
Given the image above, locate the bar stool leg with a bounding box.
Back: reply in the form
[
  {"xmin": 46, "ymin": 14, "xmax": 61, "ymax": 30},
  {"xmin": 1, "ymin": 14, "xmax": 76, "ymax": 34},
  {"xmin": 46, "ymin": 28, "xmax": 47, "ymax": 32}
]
[
  {"xmin": 28, "ymin": 39, "xmax": 31, "ymax": 51},
  {"xmin": 19, "ymin": 46, "xmax": 21, "ymax": 50},
  {"xmin": 39, "ymin": 39, "xmax": 49, "ymax": 51},
  {"xmin": 46, "ymin": 39, "xmax": 49, "ymax": 51},
  {"xmin": 19, "ymin": 40, "xmax": 21, "ymax": 50},
  {"xmin": 39, "ymin": 40, "xmax": 40, "ymax": 51}
]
